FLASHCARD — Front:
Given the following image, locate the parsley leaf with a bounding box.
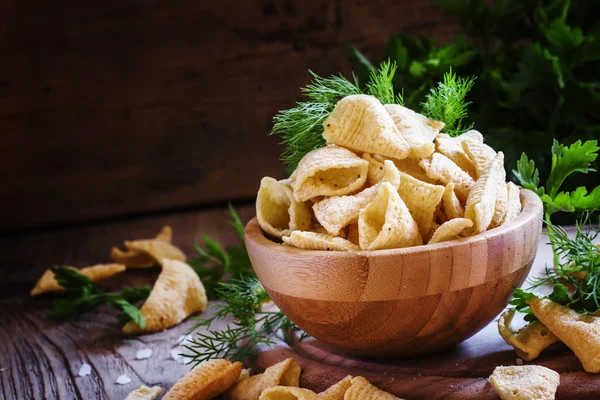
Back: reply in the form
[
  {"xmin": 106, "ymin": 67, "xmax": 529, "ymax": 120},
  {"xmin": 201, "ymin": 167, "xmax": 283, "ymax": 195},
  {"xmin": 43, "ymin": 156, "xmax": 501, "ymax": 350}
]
[
  {"xmin": 546, "ymin": 139, "xmax": 599, "ymax": 198},
  {"xmin": 513, "ymin": 153, "xmax": 544, "ymax": 196},
  {"xmin": 47, "ymin": 267, "xmax": 150, "ymax": 327}
]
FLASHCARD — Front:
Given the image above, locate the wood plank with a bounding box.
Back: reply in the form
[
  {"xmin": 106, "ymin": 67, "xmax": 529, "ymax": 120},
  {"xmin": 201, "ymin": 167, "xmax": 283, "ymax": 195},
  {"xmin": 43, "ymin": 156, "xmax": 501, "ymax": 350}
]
[{"xmin": 0, "ymin": 0, "xmax": 458, "ymax": 232}]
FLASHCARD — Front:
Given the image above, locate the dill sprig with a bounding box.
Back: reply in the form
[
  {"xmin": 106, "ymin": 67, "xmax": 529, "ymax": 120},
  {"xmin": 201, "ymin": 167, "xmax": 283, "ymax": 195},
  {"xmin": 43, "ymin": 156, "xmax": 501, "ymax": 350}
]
[
  {"xmin": 182, "ymin": 277, "xmax": 302, "ymax": 366},
  {"xmin": 422, "ymin": 68, "xmax": 475, "ymax": 136},
  {"xmin": 270, "ymin": 60, "xmax": 404, "ymax": 170}
]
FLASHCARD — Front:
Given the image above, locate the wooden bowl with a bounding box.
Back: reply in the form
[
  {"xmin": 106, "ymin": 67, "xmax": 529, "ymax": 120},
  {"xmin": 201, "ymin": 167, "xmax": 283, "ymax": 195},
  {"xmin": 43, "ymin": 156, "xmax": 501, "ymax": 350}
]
[{"xmin": 245, "ymin": 189, "xmax": 543, "ymax": 357}]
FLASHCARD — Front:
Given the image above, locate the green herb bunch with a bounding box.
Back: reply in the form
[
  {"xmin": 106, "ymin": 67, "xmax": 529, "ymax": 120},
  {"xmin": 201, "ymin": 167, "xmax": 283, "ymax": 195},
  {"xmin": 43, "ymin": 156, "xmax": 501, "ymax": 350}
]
[
  {"xmin": 48, "ymin": 267, "xmax": 150, "ymax": 328},
  {"xmin": 351, "ymin": 0, "xmax": 600, "ymax": 193},
  {"xmin": 510, "ymin": 138, "xmax": 600, "ymax": 320},
  {"xmin": 182, "ymin": 277, "xmax": 301, "ymax": 367}
]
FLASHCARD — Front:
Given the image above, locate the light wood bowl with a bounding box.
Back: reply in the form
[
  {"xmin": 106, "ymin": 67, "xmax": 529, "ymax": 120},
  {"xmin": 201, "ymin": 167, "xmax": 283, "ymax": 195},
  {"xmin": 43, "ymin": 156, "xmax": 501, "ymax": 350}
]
[{"xmin": 245, "ymin": 189, "xmax": 543, "ymax": 357}]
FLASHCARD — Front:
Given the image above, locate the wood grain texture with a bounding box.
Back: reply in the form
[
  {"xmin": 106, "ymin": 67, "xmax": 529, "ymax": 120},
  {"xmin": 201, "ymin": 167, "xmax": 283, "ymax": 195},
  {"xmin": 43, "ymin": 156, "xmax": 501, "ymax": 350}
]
[
  {"xmin": 0, "ymin": 0, "xmax": 459, "ymax": 232},
  {"xmin": 1, "ymin": 202, "xmax": 599, "ymax": 399},
  {"xmin": 246, "ymin": 189, "xmax": 544, "ymax": 356}
]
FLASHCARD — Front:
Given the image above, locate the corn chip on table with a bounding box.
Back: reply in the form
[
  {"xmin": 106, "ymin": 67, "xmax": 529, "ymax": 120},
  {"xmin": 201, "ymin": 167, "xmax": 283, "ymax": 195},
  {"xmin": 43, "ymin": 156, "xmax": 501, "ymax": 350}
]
[{"xmin": 1, "ymin": 205, "xmax": 598, "ymax": 399}]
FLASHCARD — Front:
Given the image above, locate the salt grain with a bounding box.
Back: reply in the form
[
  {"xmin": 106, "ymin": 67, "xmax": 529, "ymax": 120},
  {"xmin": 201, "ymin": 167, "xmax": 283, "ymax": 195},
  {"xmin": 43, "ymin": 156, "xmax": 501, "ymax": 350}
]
[
  {"xmin": 516, "ymin": 358, "xmax": 524, "ymax": 365},
  {"xmin": 115, "ymin": 375, "xmax": 131, "ymax": 385},
  {"xmin": 136, "ymin": 348, "xmax": 152, "ymax": 360},
  {"xmin": 171, "ymin": 348, "xmax": 183, "ymax": 362},
  {"xmin": 78, "ymin": 363, "xmax": 92, "ymax": 377}
]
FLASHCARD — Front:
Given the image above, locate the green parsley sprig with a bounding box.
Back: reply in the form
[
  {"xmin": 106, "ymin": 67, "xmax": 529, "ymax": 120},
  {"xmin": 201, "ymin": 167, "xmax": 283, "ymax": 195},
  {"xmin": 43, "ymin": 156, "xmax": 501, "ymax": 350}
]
[
  {"xmin": 181, "ymin": 277, "xmax": 302, "ymax": 367},
  {"xmin": 510, "ymin": 138, "xmax": 600, "ymax": 320},
  {"xmin": 48, "ymin": 267, "xmax": 150, "ymax": 328}
]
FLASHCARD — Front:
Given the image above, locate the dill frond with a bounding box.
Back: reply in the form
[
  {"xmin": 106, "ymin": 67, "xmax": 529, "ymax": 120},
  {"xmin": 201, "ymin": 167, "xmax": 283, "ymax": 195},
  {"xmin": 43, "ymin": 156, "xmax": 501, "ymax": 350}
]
[
  {"xmin": 422, "ymin": 68, "xmax": 475, "ymax": 136},
  {"xmin": 366, "ymin": 60, "xmax": 397, "ymax": 105}
]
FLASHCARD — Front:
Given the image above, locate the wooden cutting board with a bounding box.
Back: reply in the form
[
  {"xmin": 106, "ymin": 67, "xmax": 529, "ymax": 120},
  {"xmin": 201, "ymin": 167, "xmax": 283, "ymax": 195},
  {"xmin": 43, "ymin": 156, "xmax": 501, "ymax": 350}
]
[
  {"xmin": 248, "ymin": 229, "xmax": 600, "ymax": 400},
  {"xmin": 250, "ymin": 325, "xmax": 600, "ymax": 400}
]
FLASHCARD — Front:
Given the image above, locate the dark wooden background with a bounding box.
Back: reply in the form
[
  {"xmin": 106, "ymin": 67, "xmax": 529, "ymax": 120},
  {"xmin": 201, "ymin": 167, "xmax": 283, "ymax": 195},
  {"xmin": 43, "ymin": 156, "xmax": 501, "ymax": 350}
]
[{"xmin": 0, "ymin": 0, "xmax": 458, "ymax": 233}]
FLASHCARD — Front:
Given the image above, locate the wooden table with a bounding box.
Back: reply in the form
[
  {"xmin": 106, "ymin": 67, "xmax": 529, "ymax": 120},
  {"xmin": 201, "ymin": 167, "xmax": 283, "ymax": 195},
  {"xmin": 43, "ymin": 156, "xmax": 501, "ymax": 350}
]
[{"xmin": 0, "ymin": 205, "xmax": 597, "ymax": 399}]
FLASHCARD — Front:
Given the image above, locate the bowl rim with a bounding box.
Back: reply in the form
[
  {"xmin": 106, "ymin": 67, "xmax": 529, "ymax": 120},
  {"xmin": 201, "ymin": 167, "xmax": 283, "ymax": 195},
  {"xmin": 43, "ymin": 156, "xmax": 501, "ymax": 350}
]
[{"xmin": 245, "ymin": 187, "xmax": 543, "ymax": 256}]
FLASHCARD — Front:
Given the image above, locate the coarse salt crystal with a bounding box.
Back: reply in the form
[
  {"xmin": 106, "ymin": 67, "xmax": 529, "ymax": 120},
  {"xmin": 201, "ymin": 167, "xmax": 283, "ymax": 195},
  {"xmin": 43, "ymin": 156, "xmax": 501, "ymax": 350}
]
[
  {"xmin": 78, "ymin": 363, "xmax": 92, "ymax": 377},
  {"xmin": 136, "ymin": 348, "xmax": 152, "ymax": 360},
  {"xmin": 115, "ymin": 375, "xmax": 131, "ymax": 385},
  {"xmin": 516, "ymin": 358, "xmax": 524, "ymax": 365},
  {"xmin": 171, "ymin": 348, "xmax": 183, "ymax": 362}
]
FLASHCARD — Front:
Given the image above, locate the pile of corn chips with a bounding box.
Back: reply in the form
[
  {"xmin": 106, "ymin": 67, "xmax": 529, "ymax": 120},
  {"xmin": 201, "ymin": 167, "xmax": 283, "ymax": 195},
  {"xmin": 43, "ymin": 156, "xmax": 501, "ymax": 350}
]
[
  {"xmin": 499, "ymin": 296, "xmax": 600, "ymax": 374},
  {"xmin": 257, "ymin": 94, "xmax": 522, "ymax": 251},
  {"xmin": 128, "ymin": 357, "xmax": 404, "ymax": 400},
  {"xmin": 30, "ymin": 226, "xmax": 207, "ymax": 334}
]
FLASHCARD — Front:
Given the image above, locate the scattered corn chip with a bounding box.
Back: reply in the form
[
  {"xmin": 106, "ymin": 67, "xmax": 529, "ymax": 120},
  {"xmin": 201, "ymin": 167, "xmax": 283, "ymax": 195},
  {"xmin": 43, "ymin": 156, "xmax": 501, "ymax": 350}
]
[
  {"xmin": 442, "ymin": 182, "xmax": 464, "ymax": 219},
  {"xmin": 528, "ymin": 297, "xmax": 600, "ymax": 373},
  {"xmin": 428, "ymin": 218, "xmax": 473, "ymax": 244},
  {"xmin": 317, "ymin": 376, "xmax": 352, "ymax": 400},
  {"xmin": 397, "ymin": 172, "xmax": 444, "ymax": 239},
  {"xmin": 282, "ymin": 231, "xmax": 359, "ymax": 251},
  {"xmin": 358, "ymin": 182, "xmax": 422, "ymax": 250},
  {"xmin": 465, "ymin": 152, "xmax": 504, "ymax": 233},
  {"xmin": 225, "ymin": 358, "xmax": 301, "ymax": 400},
  {"xmin": 123, "ymin": 259, "xmax": 207, "ymax": 334},
  {"xmin": 489, "ymin": 365, "xmax": 559, "ymax": 400},
  {"xmin": 461, "ymin": 138, "xmax": 497, "ymax": 179},
  {"xmin": 498, "ymin": 309, "xmax": 559, "ymax": 361},
  {"xmin": 384, "ymin": 104, "xmax": 439, "ymax": 159},
  {"xmin": 124, "ymin": 239, "xmax": 187, "ymax": 267},
  {"xmin": 419, "ymin": 153, "xmax": 474, "ymax": 201},
  {"xmin": 257, "ymin": 177, "xmax": 312, "ymax": 238},
  {"xmin": 502, "ymin": 182, "xmax": 522, "ymax": 224},
  {"xmin": 344, "ymin": 376, "xmax": 402, "ymax": 400},
  {"xmin": 111, "ymin": 226, "xmax": 174, "ymax": 267},
  {"xmin": 313, "ymin": 160, "xmax": 399, "ymax": 235},
  {"xmin": 163, "ymin": 359, "xmax": 242, "ymax": 400},
  {"xmin": 292, "ymin": 146, "xmax": 369, "ymax": 202},
  {"xmin": 125, "ymin": 385, "xmax": 162, "ymax": 400},
  {"xmin": 30, "ymin": 264, "xmax": 126, "ymax": 296},
  {"xmin": 260, "ymin": 387, "xmax": 318, "ymax": 400},
  {"xmin": 323, "ymin": 95, "xmax": 409, "ymax": 160},
  {"xmin": 434, "ymin": 134, "xmax": 476, "ymax": 178}
]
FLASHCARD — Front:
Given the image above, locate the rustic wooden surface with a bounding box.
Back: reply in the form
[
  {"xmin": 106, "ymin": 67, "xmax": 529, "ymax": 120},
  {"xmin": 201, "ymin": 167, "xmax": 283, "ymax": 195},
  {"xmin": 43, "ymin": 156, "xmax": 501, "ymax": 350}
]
[
  {"xmin": 2, "ymin": 204, "xmax": 598, "ymax": 399},
  {"xmin": 246, "ymin": 190, "xmax": 544, "ymax": 357},
  {"xmin": 0, "ymin": 0, "xmax": 459, "ymax": 233}
]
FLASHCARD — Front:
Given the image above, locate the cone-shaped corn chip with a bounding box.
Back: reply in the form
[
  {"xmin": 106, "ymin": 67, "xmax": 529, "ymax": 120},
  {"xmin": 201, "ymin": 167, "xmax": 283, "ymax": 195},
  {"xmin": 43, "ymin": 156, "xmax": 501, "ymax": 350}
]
[
  {"xmin": 442, "ymin": 182, "xmax": 464, "ymax": 219},
  {"xmin": 392, "ymin": 157, "xmax": 436, "ymax": 183},
  {"xmin": 384, "ymin": 104, "xmax": 439, "ymax": 159},
  {"xmin": 282, "ymin": 231, "xmax": 360, "ymax": 251},
  {"xmin": 498, "ymin": 309, "xmax": 558, "ymax": 361},
  {"xmin": 163, "ymin": 359, "xmax": 242, "ymax": 400},
  {"xmin": 260, "ymin": 387, "xmax": 319, "ymax": 400},
  {"xmin": 397, "ymin": 172, "xmax": 444, "ymax": 239},
  {"xmin": 31, "ymin": 264, "xmax": 126, "ymax": 296},
  {"xmin": 225, "ymin": 358, "xmax": 301, "ymax": 400},
  {"xmin": 502, "ymin": 182, "xmax": 522, "ymax": 224},
  {"xmin": 461, "ymin": 138, "xmax": 497, "ymax": 179},
  {"xmin": 434, "ymin": 134, "xmax": 476, "ymax": 178},
  {"xmin": 460, "ymin": 129, "xmax": 484, "ymax": 143},
  {"xmin": 292, "ymin": 146, "xmax": 369, "ymax": 202},
  {"xmin": 428, "ymin": 218, "xmax": 473, "ymax": 244},
  {"xmin": 490, "ymin": 167, "xmax": 509, "ymax": 229},
  {"xmin": 419, "ymin": 153, "xmax": 474, "ymax": 202},
  {"xmin": 358, "ymin": 182, "xmax": 422, "ymax": 250},
  {"xmin": 528, "ymin": 297, "xmax": 600, "ymax": 373},
  {"xmin": 323, "ymin": 95, "xmax": 409, "ymax": 160},
  {"xmin": 123, "ymin": 259, "xmax": 207, "ymax": 334},
  {"xmin": 489, "ymin": 365, "xmax": 559, "ymax": 400},
  {"xmin": 317, "ymin": 376, "xmax": 352, "ymax": 400},
  {"xmin": 313, "ymin": 160, "xmax": 399, "ymax": 235},
  {"xmin": 362, "ymin": 156, "xmax": 402, "ymax": 187},
  {"xmin": 111, "ymin": 226, "xmax": 175, "ymax": 267},
  {"xmin": 347, "ymin": 223, "xmax": 359, "ymax": 246},
  {"xmin": 465, "ymin": 152, "xmax": 504, "ymax": 233},
  {"xmin": 344, "ymin": 377, "xmax": 403, "ymax": 400},
  {"xmin": 125, "ymin": 386, "xmax": 162, "ymax": 400},
  {"xmin": 257, "ymin": 177, "xmax": 312, "ymax": 238}
]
